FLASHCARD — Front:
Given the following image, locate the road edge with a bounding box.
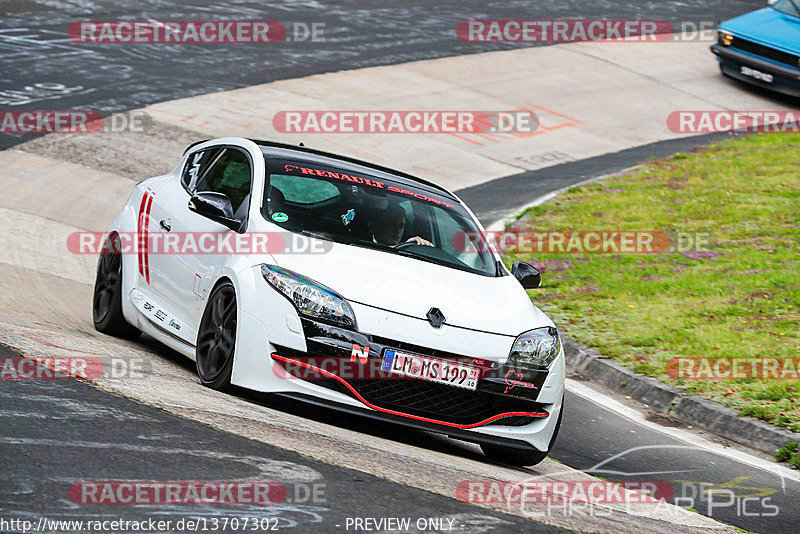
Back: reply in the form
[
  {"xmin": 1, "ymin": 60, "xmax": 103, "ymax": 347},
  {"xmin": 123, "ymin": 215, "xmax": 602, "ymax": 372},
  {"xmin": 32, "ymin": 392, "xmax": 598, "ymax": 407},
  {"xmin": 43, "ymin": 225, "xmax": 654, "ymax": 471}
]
[{"xmin": 460, "ymin": 132, "xmax": 739, "ymax": 228}]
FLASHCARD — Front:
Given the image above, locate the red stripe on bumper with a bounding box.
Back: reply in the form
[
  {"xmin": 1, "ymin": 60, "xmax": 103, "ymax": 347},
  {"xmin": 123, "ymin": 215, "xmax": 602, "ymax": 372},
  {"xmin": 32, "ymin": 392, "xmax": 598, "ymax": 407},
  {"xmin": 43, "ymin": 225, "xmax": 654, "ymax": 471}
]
[{"xmin": 270, "ymin": 353, "xmax": 549, "ymax": 429}]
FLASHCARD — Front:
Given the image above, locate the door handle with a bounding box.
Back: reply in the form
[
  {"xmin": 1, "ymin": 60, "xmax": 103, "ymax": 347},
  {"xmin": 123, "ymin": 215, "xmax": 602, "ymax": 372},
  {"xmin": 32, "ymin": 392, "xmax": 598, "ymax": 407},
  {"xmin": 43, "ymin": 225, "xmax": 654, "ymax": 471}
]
[{"xmin": 159, "ymin": 219, "xmax": 171, "ymax": 232}]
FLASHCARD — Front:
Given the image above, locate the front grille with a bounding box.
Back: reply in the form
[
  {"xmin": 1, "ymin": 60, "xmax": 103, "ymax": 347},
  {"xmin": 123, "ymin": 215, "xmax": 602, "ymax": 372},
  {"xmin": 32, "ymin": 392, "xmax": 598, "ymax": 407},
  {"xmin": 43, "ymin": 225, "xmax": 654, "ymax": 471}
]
[
  {"xmin": 353, "ymin": 379, "xmax": 495, "ymax": 422},
  {"xmin": 274, "ymin": 330, "xmax": 548, "ymax": 427},
  {"xmin": 348, "ymin": 377, "xmax": 544, "ymax": 426},
  {"xmin": 725, "ymin": 36, "xmax": 800, "ymax": 69}
]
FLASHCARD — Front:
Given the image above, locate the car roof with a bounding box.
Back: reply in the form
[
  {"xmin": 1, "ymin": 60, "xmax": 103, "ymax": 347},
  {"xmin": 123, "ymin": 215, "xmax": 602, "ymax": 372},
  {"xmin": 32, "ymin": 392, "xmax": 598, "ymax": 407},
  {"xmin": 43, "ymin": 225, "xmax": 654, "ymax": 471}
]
[{"xmin": 185, "ymin": 137, "xmax": 457, "ymax": 200}]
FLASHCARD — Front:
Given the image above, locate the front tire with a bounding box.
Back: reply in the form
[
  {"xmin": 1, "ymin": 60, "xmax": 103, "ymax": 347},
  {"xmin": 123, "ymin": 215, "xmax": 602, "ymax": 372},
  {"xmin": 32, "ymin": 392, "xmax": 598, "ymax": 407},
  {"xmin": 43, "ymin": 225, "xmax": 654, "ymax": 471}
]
[
  {"xmin": 93, "ymin": 234, "xmax": 140, "ymax": 339},
  {"xmin": 195, "ymin": 281, "xmax": 237, "ymax": 390},
  {"xmin": 481, "ymin": 398, "xmax": 563, "ymax": 467}
]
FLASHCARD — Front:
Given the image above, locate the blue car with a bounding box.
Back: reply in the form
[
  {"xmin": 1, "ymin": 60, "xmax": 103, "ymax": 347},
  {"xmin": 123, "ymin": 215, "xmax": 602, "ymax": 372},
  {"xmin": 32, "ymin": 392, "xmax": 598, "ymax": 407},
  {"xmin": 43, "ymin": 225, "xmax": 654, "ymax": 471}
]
[{"xmin": 712, "ymin": 0, "xmax": 800, "ymax": 97}]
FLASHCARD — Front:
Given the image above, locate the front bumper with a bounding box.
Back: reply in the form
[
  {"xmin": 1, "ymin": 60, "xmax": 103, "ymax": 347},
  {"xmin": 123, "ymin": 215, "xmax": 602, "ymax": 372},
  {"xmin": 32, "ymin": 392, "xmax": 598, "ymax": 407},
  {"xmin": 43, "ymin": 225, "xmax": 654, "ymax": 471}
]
[
  {"xmin": 269, "ymin": 317, "xmax": 565, "ymax": 451},
  {"xmin": 711, "ymin": 44, "xmax": 800, "ymax": 97}
]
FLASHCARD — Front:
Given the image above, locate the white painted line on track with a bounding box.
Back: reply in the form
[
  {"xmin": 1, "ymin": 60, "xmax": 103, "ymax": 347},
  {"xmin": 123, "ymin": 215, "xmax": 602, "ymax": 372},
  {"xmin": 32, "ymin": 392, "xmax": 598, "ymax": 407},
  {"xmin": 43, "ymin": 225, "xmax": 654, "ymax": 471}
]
[{"xmin": 566, "ymin": 378, "xmax": 800, "ymax": 485}]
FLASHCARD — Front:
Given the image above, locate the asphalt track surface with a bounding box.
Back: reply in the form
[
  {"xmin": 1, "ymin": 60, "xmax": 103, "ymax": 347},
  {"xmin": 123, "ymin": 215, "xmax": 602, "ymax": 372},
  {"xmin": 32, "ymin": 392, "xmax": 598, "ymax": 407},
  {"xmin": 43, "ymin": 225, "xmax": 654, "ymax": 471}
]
[
  {"xmin": 1, "ymin": 347, "xmax": 569, "ymax": 534},
  {"xmin": 2, "ymin": 1, "xmax": 799, "ymax": 533},
  {"xmin": 0, "ymin": 0, "xmax": 761, "ymax": 150},
  {"xmin": 556, "ymin": 385, "xmax": 798, "ymax": 534}
]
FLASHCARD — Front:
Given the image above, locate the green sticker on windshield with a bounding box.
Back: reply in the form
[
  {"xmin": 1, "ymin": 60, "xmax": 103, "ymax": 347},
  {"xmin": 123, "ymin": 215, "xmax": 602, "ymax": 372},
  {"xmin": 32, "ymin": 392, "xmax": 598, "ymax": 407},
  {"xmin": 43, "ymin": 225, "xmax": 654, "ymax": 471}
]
[{"xmin": 271, "ymin": 212, "xmax": 288, "ymax": 223}]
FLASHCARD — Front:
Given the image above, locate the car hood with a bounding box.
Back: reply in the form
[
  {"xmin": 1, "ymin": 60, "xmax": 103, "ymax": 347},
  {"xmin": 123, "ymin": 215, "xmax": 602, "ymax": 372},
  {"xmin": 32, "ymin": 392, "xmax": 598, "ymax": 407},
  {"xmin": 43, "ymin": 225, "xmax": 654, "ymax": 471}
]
[
  {"xmin": 267, "ymin": 240, "xmax": 553, "ymax": 337},
  {"xmin": 721, "ymin": 7, "xmax": 800, "ymax": 55}
]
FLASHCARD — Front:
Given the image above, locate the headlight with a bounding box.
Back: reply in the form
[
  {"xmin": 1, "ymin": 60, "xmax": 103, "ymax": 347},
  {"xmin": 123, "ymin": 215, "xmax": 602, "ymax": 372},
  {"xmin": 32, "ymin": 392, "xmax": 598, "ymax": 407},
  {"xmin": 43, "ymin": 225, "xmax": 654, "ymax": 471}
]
[
  {"xmin": 719, "ymin": 31, "xmax": 734, "ymax": 46},
  {"xmin": 261, "ymin": 265, "xmax": 357, "ymax": 329},
  {"xmin": 508, "ymin": 327, "xmax": 561, "ymax": 368}
]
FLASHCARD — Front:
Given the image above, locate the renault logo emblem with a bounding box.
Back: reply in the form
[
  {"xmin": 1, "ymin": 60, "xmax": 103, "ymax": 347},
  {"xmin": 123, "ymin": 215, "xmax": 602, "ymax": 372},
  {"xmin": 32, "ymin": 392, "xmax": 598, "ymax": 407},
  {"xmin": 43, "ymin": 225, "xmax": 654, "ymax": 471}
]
[{"xmin": 426, "ymin": 307, "xmax": 446, "ymax": 328}]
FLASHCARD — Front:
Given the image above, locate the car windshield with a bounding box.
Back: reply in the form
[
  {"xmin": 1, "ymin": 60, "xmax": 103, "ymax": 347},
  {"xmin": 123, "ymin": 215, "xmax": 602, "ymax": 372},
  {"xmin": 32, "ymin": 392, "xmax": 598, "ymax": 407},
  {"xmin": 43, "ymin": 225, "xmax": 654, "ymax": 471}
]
[
  {"xmin": 263, "ymin": 159, "xmax": 498, "ymax": 276},
  {"xmin": 773, "ymin": 0, "xmax": 800, "ymax": 17}
]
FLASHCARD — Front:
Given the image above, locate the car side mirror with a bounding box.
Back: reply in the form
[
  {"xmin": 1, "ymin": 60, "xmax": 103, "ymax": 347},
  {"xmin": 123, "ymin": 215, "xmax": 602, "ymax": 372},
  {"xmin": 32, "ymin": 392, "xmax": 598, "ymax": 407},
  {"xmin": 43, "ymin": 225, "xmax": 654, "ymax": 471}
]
[
  {"xmin": 188, "ymin": 191, "xmax": 242, "ymax": 232},
  {"xmin": 511, "ymin": 260, "xmax": 541, "ymax": 289}
]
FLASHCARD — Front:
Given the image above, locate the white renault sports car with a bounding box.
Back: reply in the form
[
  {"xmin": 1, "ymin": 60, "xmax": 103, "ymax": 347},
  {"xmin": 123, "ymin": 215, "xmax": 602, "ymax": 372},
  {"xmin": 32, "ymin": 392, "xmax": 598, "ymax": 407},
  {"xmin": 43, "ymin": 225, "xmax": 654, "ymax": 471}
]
[{"xmin": 92, "ymin": 137, "xmax": 565, "ymax": 466}]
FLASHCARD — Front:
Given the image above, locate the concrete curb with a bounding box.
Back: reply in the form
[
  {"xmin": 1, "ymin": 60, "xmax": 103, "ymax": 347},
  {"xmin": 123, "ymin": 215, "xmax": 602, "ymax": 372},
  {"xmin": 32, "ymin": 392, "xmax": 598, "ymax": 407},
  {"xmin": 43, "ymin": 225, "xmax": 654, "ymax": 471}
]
[{"xmin": 563, "ymin": 335, "xmax": 800, "ymax": 455}]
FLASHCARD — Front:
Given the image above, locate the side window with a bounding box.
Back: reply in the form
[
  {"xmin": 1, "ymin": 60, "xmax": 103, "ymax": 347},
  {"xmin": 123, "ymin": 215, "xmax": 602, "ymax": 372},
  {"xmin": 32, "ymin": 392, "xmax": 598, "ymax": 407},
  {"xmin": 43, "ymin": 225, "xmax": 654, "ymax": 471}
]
[
  {"xmin": 181, "ymin": 148, "xmax": 221, "ymax": 192},
  {"xmin": 195, "ymin": 148, "xmax": 253, "ymax": 218}
]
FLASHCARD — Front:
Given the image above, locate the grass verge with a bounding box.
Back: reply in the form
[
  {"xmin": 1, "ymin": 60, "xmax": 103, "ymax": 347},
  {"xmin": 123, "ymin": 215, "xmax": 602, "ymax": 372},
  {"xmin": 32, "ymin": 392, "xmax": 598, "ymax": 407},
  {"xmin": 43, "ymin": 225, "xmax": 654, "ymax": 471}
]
[
  {"xmin": 507, "ymin": 133, "xmax": 800, "ymax": 431},
  {"xmin": 775, "ymin": 441, "xmax": 800, "ymax": 469}
]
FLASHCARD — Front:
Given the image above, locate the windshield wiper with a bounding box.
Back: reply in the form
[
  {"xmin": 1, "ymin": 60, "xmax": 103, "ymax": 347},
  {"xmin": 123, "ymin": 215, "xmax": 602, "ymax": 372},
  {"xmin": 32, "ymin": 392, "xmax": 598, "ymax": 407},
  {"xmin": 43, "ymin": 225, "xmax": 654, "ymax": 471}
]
[
  {"xmin": 391, "ymin": 247, "xmax": 480, "ymax": 273},
  {"xmin": 299, "ymin": 229, "xmax": 334, "ymax": 241},
  {"xmin": 392, "ymin": 248, "xmax": 453, "ymax": 267},
  {"xmin": 299, "ymin": 229, "xmax": 376, "ymax": 249}
]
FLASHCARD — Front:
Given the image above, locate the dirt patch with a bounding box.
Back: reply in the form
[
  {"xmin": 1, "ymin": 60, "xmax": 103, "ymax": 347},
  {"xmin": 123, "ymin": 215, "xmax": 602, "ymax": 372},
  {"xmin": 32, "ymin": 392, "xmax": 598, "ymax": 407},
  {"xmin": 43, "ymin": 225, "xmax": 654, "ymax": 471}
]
[{"xmin": 18, "ymin": 118, "xmax": 205, "ymax": 180}]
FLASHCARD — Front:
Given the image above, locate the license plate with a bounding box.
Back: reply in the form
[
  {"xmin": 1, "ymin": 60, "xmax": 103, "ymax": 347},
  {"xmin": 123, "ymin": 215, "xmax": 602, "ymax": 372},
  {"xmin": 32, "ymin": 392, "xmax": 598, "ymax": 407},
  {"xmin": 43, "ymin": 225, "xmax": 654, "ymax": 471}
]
[
  {"xmin": 741, "ymin": 65, "xmax": 773, "ymax": 83},
  {"xmin": 381, "ymin": 349, "xmax": 479, "ymax": 390}
]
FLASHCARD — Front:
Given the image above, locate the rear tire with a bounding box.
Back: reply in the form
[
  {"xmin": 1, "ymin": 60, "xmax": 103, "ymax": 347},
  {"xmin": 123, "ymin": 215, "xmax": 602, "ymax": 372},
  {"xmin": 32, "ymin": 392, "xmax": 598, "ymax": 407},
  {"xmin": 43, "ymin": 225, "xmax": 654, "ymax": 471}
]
[
  {"xmin": 481, "ymin": 398, "xmax": 563, "ymax": 467},
  {"xmin": 195, "ymin": 281, "xmax": 237, "ymax": 390},
  {"xmin": 93, "ymin": 233, "xmax": 140, "ymax": 339}
]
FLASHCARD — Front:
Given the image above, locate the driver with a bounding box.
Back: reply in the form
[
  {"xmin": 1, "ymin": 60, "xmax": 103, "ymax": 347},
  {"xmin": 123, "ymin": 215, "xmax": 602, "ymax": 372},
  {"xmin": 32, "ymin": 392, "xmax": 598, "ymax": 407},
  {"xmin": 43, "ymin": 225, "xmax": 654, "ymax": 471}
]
[{"xmin": 369, "ymin": 203, "xmax": 433, "ymax": 247}]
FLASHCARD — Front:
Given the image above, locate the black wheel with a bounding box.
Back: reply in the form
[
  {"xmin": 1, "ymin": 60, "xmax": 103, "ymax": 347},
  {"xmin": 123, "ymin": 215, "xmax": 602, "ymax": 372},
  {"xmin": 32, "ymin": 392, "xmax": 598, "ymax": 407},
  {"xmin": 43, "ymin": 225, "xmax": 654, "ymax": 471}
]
[
  {"xmin": 93, "ymin": 233, "xmax": 140, "ymax": 339},
  {"xmin": 481, "ymin": 398, "xmax": 563, "ymax": 467},
  {"xmin": 196, "ymin": 281, "xmax": 237, "ymax": 390}
]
